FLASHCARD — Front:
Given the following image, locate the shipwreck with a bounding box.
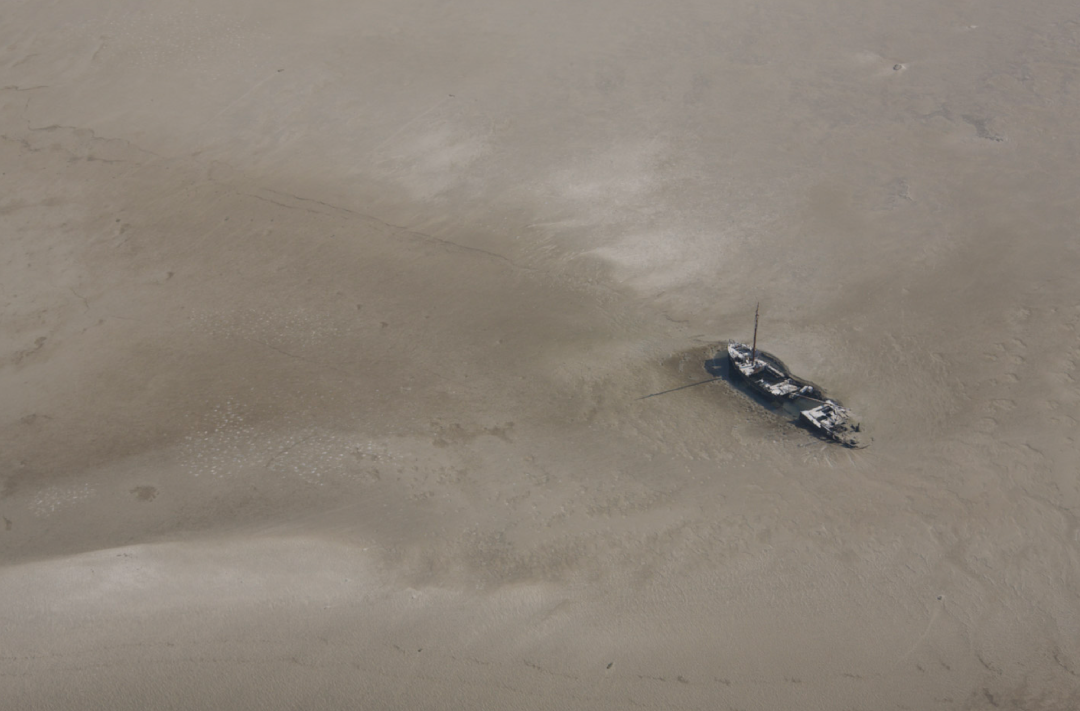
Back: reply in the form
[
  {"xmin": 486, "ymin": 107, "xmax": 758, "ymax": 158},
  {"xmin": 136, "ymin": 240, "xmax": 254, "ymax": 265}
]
[{"xmin": 725, "ymin": 304, "xmax": 867, "ymax": 448}]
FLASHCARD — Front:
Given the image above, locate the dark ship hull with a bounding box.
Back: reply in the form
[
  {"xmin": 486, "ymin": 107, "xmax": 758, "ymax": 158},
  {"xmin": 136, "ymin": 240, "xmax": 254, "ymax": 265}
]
[
  {"xmin": 726, "ymin": 342, "xmax": 821, "ymax": 403},
  {"xmin": 726, "ymin": 340, "xmax": 867, "ymax": 448}
]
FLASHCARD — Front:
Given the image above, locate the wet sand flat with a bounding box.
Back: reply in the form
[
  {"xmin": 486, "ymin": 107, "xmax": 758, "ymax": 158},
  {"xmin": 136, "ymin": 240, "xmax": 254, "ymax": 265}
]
[{"xmin": 2, "ymin": 1, "xmax": 1080, "ymax": 708}]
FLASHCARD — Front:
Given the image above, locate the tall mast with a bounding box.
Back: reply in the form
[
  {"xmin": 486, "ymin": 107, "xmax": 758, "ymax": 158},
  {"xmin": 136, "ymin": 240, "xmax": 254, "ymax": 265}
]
[{"xmin": 750, "ymin": 302, "xmax": 759, "ymax": 363}]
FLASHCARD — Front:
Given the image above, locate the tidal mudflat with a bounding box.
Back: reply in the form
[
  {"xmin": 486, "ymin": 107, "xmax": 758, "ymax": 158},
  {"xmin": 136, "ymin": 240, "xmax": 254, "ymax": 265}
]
[{"xmin": 2, "ymin": 1, "xmax": 1079, "ymax": 708}]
